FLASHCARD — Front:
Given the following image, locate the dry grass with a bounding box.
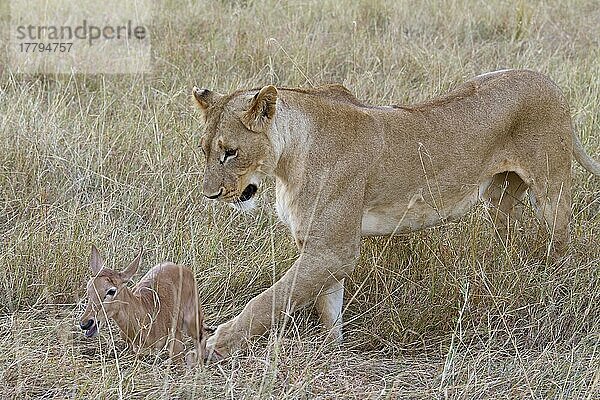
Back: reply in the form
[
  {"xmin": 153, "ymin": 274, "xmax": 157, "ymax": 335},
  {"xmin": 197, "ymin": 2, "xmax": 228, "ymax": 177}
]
[{"xmin": 0, "ymin": 0, "xmax": 599, "ymax": 398}]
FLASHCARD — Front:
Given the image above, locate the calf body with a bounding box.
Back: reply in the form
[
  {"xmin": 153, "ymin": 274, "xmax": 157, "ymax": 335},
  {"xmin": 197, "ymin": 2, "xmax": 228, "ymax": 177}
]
[{"xmin": 80, "ymin": 246, "xmax": 206, "ymax": 365}]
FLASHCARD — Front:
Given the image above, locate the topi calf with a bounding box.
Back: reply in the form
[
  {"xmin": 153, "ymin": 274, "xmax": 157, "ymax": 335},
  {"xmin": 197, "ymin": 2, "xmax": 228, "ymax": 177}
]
[{"xmin": 79, "ymin": 245, "xmax": 206, "ymax": 365}]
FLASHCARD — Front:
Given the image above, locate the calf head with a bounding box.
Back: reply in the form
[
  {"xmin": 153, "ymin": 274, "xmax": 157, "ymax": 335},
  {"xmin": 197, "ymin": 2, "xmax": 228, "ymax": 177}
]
[{"xmin": 79, "ymin": 245, "xmax": 141, "ymax": 338}]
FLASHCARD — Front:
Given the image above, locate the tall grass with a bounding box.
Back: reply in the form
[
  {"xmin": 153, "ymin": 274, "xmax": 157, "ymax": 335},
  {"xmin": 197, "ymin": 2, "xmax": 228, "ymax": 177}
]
[{"xmin": 0, "ymin": 0, "xmax": 598, "ymax": 398}]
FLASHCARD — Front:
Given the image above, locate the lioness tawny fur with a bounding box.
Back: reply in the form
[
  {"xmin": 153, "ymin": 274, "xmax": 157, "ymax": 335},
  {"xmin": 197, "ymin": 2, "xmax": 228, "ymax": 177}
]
[{"xmin": 193, "ymin": 69, "xmax": 600, "ymax": 358}]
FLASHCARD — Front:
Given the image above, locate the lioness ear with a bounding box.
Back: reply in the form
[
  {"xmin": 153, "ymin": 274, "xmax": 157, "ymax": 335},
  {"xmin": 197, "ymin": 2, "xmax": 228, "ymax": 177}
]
[
  {"xmin": 242, "ymin": 85, "xmax": 278, "ymax": 132},
  {"xmin": 193, "ymin": 87, "xmax": 222, "ymax": 115}
]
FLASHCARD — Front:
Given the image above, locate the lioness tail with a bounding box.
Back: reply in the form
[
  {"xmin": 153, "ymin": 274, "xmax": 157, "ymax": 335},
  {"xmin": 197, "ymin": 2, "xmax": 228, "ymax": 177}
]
[{"xmin": 573, "ymin": 134, "xmax": 600, "ymax": 175}]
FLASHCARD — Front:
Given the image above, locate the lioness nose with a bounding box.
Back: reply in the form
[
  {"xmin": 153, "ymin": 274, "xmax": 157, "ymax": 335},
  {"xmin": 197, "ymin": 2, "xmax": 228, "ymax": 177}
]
[
  {"xmin": 204, "ymin": 188, "xmax": 223, "ymax": 199},
  {"xmin": 80, "ymin": 319, "xmax": 94, "ymax": 330}
]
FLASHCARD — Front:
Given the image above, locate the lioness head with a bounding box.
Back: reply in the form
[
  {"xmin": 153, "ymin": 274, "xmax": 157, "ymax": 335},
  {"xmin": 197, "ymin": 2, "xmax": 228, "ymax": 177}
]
[{"xmin": 193, "ymin": 85, "xmax": 278, "ymax": 211}]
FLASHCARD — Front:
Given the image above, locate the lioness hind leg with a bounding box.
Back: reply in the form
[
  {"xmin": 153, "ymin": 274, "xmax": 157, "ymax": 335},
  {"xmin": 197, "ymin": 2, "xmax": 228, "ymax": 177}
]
[
  {"xmin": 484, "ymin": 171, "xmax": 529, "ymax": 241},
  {"xmin": 315, "ymin": 279, "xmax": 345, "ymax": 344},
  {"xmin": 529, "ymin": 179, "xmax": 571, "ymax": 253}
]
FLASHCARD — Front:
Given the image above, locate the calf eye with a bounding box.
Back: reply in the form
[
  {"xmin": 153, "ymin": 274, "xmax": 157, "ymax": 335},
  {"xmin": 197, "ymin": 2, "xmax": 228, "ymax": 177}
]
[{"xmin": 106, "ymin": 288, "xmax": 116, "ymax": 297}]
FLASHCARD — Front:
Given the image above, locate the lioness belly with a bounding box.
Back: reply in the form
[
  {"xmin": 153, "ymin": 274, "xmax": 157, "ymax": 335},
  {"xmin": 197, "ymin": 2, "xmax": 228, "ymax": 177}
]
[{"xmin": 360, "ymin": 186, "xmax": 483, "ymax": 236}]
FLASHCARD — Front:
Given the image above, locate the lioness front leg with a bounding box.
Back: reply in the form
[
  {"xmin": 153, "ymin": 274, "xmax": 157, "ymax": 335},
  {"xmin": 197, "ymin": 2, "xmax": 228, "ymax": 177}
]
[
  {"xmin": 315, "ymin": 278, "xmax": 345, "ymax": 343},
  {"xmin": 206, "ymin": 250, "xmax": 358, "ymax": 358}
]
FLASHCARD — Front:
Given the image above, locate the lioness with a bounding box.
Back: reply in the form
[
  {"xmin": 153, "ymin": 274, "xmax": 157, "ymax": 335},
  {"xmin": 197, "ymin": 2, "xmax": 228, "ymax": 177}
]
[{"xmin": 193, "ymin": 69, "xmax": 599, "ymax": 358}]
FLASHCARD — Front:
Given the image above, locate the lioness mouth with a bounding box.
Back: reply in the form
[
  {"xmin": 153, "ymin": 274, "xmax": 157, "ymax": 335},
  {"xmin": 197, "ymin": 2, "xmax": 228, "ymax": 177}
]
[
  {"xmin": 239, "ymin": 184, "xmax": 258, "ymax": 202},
  {"xmin": 85, "ymin": 322, "xmax": 98, "ymax": 338}
]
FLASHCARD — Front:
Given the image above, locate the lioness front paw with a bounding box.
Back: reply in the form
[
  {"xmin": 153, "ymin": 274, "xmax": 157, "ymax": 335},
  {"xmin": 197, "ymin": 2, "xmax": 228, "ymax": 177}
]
[
  {"xmin": 204, "ymin": 320, "xmax": 243, "ymax": 361},
  {"xmin": 205, "ymin": 335, "xmax": 230, "ymax": 361}
]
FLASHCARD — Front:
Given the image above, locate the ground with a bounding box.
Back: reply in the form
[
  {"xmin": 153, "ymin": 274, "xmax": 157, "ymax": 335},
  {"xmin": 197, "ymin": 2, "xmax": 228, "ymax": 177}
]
[{"xmin": 0, "ymin": 0, "xmax": 599, "ymax": 398}]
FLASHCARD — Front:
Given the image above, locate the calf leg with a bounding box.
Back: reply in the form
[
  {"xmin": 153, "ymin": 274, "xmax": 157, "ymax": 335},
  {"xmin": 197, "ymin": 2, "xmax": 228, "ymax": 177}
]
[
  {"xmin": 168, "ymin": 330, "xmax": 185, "ymax": 365},
  {"xmin": 184, "ymin": 308, "xmax": 206, "ymax": 365}
]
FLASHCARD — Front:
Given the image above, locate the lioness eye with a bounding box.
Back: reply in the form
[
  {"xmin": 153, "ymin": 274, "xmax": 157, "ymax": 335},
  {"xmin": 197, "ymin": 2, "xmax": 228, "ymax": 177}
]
[
  {"xmin": 221, "ymin": 149, "xmax": 238, "ymax": 164},
  {"xmin": 106, "ymin": 288, "xmax": 116, "ymax": 297}
]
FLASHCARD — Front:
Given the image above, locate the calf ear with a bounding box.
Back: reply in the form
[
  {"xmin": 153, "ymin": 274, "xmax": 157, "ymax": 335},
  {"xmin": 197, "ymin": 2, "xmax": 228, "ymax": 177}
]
[
  {"xmin": 193, "ymin": 87, "xmax": 223, "ymax": 117},
  {"xmin": 90, "ymin": 245, "xmax": 104, "ymax": 275},
  {"xmin": 120, "ymin": 248, "xmax": 142, "ymax": 282},
  {"xmin": 242, "ymin": 85, "xmax": 277, "ymax": 132}
]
